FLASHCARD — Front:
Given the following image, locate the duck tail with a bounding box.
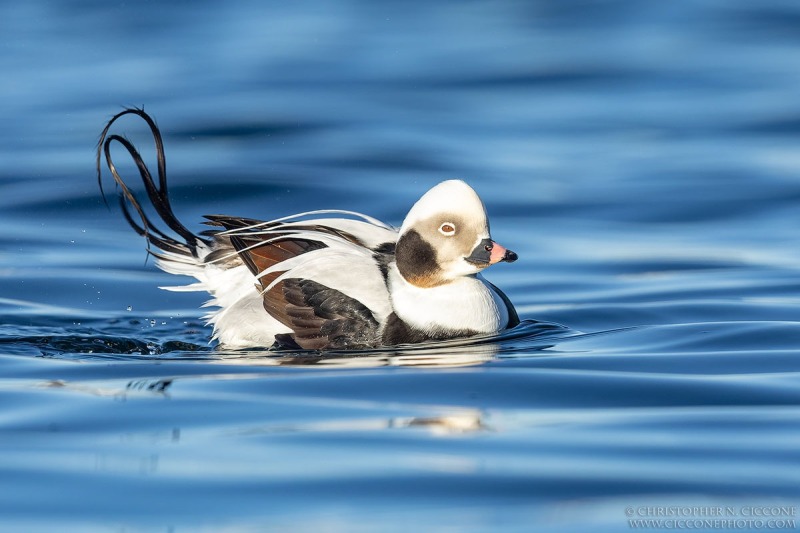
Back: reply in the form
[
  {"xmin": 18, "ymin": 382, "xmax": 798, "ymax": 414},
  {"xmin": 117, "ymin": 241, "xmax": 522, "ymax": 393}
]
[{"xmin": 96, "ymin": 107, "xmax": 210, "ymax": 261}]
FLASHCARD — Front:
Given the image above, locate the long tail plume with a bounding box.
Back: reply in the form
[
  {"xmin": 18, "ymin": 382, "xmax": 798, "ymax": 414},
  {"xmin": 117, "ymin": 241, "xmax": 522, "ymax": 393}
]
[{"xmin": 96, "ymin": 107, "xmax": 210, "ymax": 257}]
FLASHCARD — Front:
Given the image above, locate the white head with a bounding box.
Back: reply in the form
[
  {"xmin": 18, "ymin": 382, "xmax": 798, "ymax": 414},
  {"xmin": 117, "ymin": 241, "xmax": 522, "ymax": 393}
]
[{"xmin": 395, "ymin": 180, "xmax": 517, "ymax": 288}]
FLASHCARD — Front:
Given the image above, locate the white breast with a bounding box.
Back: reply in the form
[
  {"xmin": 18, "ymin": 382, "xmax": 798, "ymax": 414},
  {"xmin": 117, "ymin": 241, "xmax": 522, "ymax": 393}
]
[{"xmin": 386, "ymin": 264, "xmax": 508, "ymax": 334}]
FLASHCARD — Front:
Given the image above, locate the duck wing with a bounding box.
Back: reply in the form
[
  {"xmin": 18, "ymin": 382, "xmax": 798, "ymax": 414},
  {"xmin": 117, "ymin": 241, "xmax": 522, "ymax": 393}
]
[
  {"xmin": 203, "ymin": 214, "xmax": 396, "ymax": 350},
  {"xmin": 265, "ymin": 277, "xmax": 381, "ymax": 350}
]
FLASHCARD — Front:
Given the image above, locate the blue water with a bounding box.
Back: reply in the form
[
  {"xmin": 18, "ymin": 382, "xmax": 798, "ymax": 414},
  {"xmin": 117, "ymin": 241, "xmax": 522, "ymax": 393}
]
[{"xmin": 2, "ymin": 1, "xmax": 800, "ymax": 531}]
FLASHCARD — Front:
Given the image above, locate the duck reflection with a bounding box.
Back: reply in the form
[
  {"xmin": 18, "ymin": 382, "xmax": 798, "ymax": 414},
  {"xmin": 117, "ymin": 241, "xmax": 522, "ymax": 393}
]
[
  {"xmin": 39, "ymin": 378, "xmax": 174, "ymax": 398},
  {"xmin": 403, "ymin": 412, "xmax": 488, "ymax": 435},
  {"xmin": 218, "ymin": 319, "xmax": 571, "ymax": 368},
  {"xmin": 238, "ymin": 409, "xmax": 489, "ymax": 437}
]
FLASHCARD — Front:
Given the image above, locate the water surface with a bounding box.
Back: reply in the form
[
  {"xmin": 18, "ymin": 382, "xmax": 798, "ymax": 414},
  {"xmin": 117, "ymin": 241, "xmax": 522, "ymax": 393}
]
[{"xmin": 2, "ymin": 1, "xmax": 800, "ymax": 531}]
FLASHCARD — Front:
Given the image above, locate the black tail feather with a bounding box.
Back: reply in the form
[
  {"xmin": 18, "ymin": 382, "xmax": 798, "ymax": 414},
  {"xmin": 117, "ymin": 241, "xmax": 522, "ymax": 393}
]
[
  {"xmin": 96, "ymin": 107, "xmax": 210, "ymax": 256},
  {"xmin": 119, "ymin": 195, "xmax": 196, "ymax": 257}
]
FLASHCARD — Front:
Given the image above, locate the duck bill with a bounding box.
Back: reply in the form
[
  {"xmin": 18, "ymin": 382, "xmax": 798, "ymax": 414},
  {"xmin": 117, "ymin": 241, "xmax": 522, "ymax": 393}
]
[
  {"xmin": 466, "ymin": 238, "xmax": 518, "ymax": 268},
  {"xmin": 489, "ymin": 241, "xmax": 517, "ymax": 264}
]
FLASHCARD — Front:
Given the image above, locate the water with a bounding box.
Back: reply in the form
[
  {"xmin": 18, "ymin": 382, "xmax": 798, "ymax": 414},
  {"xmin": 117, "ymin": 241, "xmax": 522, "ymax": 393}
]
[{"xmin": 2, "ymin": 1, "xmax": 800, "ymax": 531}]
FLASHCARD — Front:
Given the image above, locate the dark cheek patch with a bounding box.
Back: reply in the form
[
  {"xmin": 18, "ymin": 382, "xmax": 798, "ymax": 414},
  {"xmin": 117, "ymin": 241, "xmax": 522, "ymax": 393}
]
[{"xmin": 395, "ymin": 229, "xmax": 445, "ymax": 288}]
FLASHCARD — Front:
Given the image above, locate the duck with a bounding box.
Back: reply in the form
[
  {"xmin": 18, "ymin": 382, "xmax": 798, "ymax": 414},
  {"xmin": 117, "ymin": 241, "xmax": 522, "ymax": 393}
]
[{"xmin": 97, "ymin": 108, "xmax": 519, "ymax": 350}]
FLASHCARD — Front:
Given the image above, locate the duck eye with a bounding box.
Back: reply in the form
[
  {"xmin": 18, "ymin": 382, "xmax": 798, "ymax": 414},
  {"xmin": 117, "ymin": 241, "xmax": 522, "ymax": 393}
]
[{"xmin": 438, "ymin": 222, "xmax": 456, "ymax": 236}]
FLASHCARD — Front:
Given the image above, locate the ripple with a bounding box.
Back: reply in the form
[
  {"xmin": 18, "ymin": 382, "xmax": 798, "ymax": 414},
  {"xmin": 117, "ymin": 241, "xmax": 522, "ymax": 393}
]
[
  {"xmin": 0, "ymin": 319, "xmax": 574, "ymax": 366},
  {"xmin": 0, "ymin": 334, "xmax": 208, "ymax": 359}
]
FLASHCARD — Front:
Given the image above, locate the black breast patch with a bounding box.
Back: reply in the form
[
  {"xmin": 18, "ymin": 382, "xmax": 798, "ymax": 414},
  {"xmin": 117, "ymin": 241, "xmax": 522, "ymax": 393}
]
[{"xmin": 381, "ymin": 312, "xmax": 479, "ymax": 346}]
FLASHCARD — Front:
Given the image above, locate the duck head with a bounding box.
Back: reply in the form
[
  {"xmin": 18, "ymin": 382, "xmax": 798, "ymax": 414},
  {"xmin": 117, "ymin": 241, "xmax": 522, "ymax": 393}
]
[{"xmin": 394, "ymin": 180, "xmax": 517, "ymax": 288}]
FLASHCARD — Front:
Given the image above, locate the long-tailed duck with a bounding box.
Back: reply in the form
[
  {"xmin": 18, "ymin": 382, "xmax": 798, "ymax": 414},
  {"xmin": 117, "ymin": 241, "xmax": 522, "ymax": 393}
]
[{"xmin": 97, "ymin": 108, "xmax": 518, "ymax": 350}]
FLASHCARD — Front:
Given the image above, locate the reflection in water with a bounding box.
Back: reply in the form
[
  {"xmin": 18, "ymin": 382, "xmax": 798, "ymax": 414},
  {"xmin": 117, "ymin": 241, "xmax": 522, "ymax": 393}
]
[
  {"xmin": 38, "ymin": 379, "xmax": 136, "ymax": 399},
  {"xmin": 5, "ymin": 320, "xmax": 572, "ymax": 366},
  {"xmin": 218, "ymin": 320, "xmax": 573, "ymax": 368},
  {"xmin": 404, "ymin": 412, "xmax": 487, "ymax": 435},
  {"xmin": 270, "ymin": 349, "xmax": 498, "ymax": 368},
  {"xmin": 239, "ymin": 410, "xmax": 488, "ymax": 437},
  {"xmin": 3, "ymin": 0, "xmax": 800, "ymax": 529},
  {"xmin": 37, "ymin": 378, "xmax": 175, "ymax": 399},
  {"xmin": 126, "ymin": 378, "xmax": 174, "ymax": 393}
]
